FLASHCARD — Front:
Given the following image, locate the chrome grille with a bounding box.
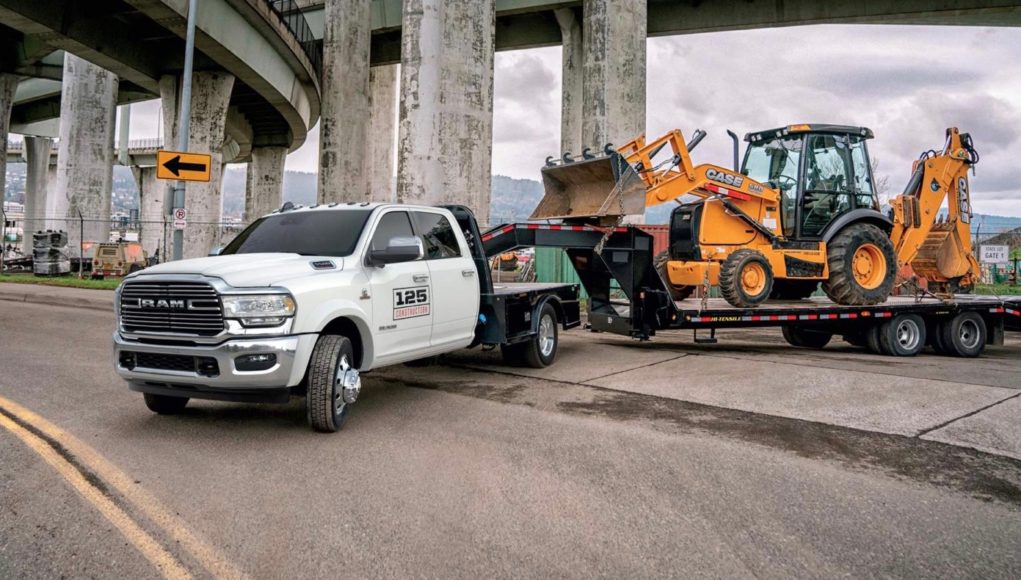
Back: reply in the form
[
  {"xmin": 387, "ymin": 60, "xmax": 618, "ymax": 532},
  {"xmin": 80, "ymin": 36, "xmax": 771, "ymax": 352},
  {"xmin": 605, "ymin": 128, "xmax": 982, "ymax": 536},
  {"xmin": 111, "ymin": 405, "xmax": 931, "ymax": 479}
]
[{"xmin": 120, "ymin": 281, "xmax": 225, "ymax": 336}]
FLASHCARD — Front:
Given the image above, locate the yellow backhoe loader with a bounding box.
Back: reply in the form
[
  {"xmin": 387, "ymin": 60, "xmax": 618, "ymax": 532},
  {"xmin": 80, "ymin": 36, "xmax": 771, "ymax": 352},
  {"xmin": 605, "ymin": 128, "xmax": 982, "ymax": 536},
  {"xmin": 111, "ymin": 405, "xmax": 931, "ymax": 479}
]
[{"xmin": 534, "ymin": 125, "xmax": 980, "ymax": 308}]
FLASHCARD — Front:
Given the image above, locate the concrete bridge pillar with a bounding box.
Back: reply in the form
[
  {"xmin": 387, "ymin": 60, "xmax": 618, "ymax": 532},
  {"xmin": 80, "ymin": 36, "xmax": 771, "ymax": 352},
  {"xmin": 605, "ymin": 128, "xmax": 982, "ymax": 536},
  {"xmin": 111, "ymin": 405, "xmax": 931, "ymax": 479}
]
[
  {"xmin": 318, "ymin": 0, "xmax": 372, "ymax": 203},
  {"xmin": 131, "ymin": 166, "xmax": 165, "ymax": 259},
  {"xmin": 22, "ymin": 136, "xmax": 54, "ymax": 235},
  {"xmin": 368, "ymin": 64, "xmax": 398, "ymax": 202},
  {"xmin": 555, "ymin": 8, "xmax": 584, "ymax": 157},
  {"xmin": 174, "ymin": 71, "xmax": 235, "ymax": 258},
  {"xmin": 245, "ymin": 146, "xmax": 287, "ymax": 222},
  {"xmin": 397, "ymin": 0, "xmax": 495, "ymax": 223},
  {"xmin": 581, "ymin": 0, "xmax": 646, "ymax": 152},
  {"xmin": 52, "ymin": 54, "xmax": 118, "ymax": 249},
  {"xmin": 1, "ymin": 73, "xmax": 18, "ymax": 231}
]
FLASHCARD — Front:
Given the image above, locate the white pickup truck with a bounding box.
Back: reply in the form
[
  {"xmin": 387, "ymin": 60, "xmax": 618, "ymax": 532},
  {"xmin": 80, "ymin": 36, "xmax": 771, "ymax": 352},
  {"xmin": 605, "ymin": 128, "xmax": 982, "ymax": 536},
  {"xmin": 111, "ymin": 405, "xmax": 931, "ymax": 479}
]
[{"xmin": 113, "ymin": 203, "xmax": 580, "ymax": 431}]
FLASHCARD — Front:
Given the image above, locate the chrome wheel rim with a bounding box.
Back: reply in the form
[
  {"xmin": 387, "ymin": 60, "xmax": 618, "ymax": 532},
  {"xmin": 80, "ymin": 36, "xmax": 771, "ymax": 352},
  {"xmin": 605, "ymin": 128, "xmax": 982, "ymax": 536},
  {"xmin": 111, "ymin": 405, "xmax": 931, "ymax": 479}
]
[
  {"xmin": 959, "ymin": 320, "xmax": 980, "ymax": 350},
  {"xmin": 538, "ymin": 314, "xmax": 555, "ymax": 357},
  {"xmin": 334, "ymin": 354, "xmax": 351, "ymax": 417},
  {"xmin": 896, "ymin": 319, "xmax": 921, "ymax": 351}
]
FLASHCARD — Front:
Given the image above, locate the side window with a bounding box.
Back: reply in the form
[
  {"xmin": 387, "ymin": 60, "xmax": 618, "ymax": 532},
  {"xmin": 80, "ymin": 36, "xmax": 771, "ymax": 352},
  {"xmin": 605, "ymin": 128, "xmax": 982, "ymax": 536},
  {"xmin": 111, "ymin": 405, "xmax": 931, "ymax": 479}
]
[
  {"xmin": 801, "ymin": 134, "xmax": 854, "ymax": 237},
  {"xmin": 413, "ymin": 212, "xmax": 462, "ymax": 259},
  {"xmin": 849, "ymin": 137, "xmax": 878, "ymax": 210},
  {"xmin": 370, "ymin": 211, "xmax": 415, "ymax": 251}
]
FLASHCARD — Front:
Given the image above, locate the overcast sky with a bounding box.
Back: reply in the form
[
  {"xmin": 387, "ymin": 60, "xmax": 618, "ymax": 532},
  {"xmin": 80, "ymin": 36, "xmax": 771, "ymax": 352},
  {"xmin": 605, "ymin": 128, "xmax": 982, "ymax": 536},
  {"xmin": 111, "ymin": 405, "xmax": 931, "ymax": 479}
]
[{"xmin": 125, "ymin": 24, "xmax": 1021, "ymax": 217}]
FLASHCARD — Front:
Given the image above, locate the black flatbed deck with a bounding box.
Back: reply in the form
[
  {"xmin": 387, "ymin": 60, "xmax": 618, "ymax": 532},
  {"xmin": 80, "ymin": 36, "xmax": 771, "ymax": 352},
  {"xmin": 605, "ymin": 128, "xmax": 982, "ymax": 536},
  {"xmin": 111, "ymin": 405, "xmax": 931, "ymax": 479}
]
[{"xmin": 491, "ymin": 282, "xmax": 577, "ymax": 296}]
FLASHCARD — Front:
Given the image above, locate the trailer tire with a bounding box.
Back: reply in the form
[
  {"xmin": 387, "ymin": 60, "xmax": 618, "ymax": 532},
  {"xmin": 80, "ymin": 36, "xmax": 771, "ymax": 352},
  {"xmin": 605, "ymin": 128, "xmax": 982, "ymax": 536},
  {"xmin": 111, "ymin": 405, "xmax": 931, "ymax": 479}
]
[
  {"xmin": 306, "ymin": 334, "xmax": 356, "ymax": 433},
  {"xmin": 143, "ymin": 393, "xmax": 188, "ymax": 415},
  {"xmin": 939, "ymin": 312, "xmax": 986, "ymax": 358},
  {"xmin": 522, "ymin": 303, "xmax": 559, "ymax": 368},
  {"xmin": 720, "ymin": 250, "xmax": 773, "ymax": 308},
  {"xmin": 822, "ymin": 224, "xmax": 896, "ymax": 305},
  {"xmin": 843, "ymin": 331, "xmax": 869, "ymax": 348},
  {"xmin": 865, "ymin": 325, "xmax": 884, "ymax": 354},
  {"xmin": 877, "ymin": 314, "xmax": 926, "ymax": 357},
  {"xmin": 654, "ymin": 251, "xmax": 694, "ymax": 302},
  {"xmin": 929, "ymin": 322, "xmax": 951, "ymax": 355},
  {"xmin": 781, "ymin": 325, "xmax": 832, "ymax": 349}
]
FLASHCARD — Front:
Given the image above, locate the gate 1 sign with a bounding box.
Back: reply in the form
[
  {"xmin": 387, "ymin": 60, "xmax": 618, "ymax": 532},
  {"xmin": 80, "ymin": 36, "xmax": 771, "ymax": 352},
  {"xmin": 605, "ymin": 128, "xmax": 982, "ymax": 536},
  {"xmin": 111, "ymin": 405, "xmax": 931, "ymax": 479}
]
[{"xmin": 980, "ymin": 245, "xmax": 1009, "ymax": 264}]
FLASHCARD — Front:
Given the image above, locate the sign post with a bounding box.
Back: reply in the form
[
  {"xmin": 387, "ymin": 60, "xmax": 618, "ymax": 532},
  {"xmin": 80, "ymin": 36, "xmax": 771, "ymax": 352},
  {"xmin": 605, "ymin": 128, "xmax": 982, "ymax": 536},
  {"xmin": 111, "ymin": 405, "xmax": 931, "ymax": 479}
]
[{"xmin": 170, "ymin": 0, "xmax": 200, "ymax": 262}]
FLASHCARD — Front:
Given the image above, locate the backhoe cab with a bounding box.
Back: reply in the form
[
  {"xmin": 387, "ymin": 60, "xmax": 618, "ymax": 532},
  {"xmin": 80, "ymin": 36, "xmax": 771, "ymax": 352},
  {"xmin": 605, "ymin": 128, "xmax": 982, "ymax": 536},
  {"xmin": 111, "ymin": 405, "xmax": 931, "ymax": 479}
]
[{"xmin": 535, "ymin": 124, "xmax": 978, "ymax": 308}]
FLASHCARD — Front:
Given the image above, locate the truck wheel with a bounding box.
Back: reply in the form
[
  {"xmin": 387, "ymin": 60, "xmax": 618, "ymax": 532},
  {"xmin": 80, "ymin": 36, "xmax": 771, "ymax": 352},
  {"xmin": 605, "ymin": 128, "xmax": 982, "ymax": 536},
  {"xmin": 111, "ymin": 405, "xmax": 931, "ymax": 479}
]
[
  {"xmin": 877, "ymin": 314, "xmax": 926, "ymax": 356},
  {"xmin": 307, "ymin": 334, "xmax": 357, "ymax": 432},
  {"xmin": 143, "ymin": 393, "xmax": 188, "ymax": 415},
  {"xmin": 654, "ymin": 251, "xmax": 694, "ymax": 301},
  {"xmin": 939, "ymin": 312, "xmax": 986, "ymax": 358},
  {"xmin": 719, "ymin": 250, "xmax": 773, "ymax": 308},
  {"xmin": 822, "ymin": 224, "xmax": 896, "ymax": 305},
  {"xmin": 781, "ymin": 325, "xmax": 832, "ymax": 349}
]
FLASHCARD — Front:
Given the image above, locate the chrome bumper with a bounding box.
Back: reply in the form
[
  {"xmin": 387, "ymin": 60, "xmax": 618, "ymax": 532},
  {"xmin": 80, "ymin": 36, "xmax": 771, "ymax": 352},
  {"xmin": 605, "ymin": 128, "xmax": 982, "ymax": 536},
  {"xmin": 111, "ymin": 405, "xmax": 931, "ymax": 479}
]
[{"xmin": 113, "ymin": 332, "xmax": 316, "ymax": 390}]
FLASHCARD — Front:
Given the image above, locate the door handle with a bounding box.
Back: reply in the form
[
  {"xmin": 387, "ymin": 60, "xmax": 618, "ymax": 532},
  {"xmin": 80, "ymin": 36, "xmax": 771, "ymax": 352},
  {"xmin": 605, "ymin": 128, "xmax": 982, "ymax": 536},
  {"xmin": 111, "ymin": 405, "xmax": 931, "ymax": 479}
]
[
  {"xmin": 413, "ymin": 274, "xmax": 429, "ymax": 283},
  {"xmin": 462, "ymin": 269, "xmax": 475, "ymax": 277}
]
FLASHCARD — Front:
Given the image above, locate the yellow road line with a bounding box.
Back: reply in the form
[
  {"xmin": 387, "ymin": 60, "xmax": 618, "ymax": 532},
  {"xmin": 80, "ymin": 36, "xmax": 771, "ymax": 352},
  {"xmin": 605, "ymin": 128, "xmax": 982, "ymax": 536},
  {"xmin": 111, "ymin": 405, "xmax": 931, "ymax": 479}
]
[
  {"xmin": 0, "ymin": 394, "xmax": 248, "ymax": 580},
  {"xmin": 0, "ymin": 412, "xmax": 193, "ymax": 580}
]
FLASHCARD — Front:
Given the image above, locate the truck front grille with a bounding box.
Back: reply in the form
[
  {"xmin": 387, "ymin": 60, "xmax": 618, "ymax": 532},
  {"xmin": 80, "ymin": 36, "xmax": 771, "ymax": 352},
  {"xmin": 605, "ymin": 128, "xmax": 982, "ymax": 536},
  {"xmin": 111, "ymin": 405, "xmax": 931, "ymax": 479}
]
[{"xmin": 120, "ymin": 281, "xmax": 225, "ymax": 336}]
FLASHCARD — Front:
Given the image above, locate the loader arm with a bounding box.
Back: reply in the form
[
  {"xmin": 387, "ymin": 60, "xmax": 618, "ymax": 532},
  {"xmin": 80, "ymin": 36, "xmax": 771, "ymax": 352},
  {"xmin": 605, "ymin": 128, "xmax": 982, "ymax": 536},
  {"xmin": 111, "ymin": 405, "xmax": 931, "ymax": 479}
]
[{"xmin": 889, "ymin": 127, "xmax": 981, "ymax": 289}]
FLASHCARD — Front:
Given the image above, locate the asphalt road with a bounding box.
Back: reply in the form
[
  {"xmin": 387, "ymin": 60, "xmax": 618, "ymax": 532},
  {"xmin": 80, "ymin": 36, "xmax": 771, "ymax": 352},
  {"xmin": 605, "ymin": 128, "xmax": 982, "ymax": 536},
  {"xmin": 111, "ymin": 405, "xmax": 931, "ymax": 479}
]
[{"xmin": 1, "ymin": 302, "xmax": 1020, "ymax": 578}]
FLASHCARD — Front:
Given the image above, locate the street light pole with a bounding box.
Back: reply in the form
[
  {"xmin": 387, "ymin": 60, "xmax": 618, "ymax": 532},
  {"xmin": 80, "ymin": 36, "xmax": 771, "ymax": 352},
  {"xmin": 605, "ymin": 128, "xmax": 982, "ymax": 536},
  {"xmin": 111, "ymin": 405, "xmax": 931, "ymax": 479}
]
[{"xmin": 171, "ymin": 0, "xmax": 199, "ymax": 261}]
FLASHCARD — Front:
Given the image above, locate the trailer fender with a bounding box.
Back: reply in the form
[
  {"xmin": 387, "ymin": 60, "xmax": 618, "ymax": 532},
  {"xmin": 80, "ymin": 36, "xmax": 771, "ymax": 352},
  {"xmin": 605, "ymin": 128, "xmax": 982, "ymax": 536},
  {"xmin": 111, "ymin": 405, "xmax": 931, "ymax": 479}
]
[{"xmin": 532, "ymin": 295, "xmax": 567, "ymax": 333}]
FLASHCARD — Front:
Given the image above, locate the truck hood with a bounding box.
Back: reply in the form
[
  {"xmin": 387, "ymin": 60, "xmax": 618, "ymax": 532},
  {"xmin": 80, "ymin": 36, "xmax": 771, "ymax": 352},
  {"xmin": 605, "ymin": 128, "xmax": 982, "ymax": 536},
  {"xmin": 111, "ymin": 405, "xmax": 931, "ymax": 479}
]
[{"xmin": 133, "ymin": 253, "xmax": 344, "ymax": 287}]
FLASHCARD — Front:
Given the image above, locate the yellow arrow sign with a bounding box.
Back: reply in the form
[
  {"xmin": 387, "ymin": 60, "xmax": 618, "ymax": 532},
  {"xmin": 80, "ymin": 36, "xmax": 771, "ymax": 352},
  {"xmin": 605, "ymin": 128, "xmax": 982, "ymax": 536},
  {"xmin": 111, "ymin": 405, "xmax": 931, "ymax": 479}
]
[{"xmin": 156, "ymin": 150, "xmax": 212, "ymax": 182}]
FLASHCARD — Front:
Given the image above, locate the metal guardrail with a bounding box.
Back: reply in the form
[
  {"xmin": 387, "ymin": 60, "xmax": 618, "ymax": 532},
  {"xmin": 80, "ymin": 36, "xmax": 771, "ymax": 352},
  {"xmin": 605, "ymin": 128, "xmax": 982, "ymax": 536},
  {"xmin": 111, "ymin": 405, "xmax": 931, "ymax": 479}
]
[{"xmin": 266, "ymin": 0, "xmax": 323, "ymax": 78}]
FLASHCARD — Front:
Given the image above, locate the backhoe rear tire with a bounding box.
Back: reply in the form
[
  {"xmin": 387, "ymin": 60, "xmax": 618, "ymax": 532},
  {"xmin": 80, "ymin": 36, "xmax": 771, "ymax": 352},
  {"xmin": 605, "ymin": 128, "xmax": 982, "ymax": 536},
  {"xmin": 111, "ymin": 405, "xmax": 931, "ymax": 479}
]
[
  {"xmin": 822, "ymin": 224, "xmax": 896, "ymax": 305},
  {"xmin": 654, "ymin": 251, "xmax": 695, "ymax": 302},
  {"xmin": 719, "ymin": 250, "xmax": 773, "ymax": 308}
]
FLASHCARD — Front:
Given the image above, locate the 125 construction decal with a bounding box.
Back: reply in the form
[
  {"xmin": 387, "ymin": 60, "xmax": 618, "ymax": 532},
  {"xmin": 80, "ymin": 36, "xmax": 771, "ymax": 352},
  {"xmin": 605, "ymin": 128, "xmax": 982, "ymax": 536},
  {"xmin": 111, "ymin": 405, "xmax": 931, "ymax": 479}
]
[{"xmin": 393, "ymin": 286, "xmax": 430, "ymax": 320}]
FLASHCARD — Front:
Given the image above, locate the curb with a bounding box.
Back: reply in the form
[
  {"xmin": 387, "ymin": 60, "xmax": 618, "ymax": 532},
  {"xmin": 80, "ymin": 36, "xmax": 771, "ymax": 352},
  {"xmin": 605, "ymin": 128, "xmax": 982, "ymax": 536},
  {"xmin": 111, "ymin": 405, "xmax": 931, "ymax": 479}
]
[{"xmin": 0, "ymin": 287, "xmax": 113, "ymax": 312}]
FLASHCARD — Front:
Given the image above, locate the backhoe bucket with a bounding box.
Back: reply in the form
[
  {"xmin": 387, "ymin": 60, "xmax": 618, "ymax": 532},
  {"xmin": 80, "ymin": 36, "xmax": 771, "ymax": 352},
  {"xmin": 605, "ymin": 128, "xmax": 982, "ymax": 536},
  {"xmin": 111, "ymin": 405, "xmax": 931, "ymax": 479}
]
[{"xmin": 531, "ymin": 152, "xmax": 646, "ymax": 223}]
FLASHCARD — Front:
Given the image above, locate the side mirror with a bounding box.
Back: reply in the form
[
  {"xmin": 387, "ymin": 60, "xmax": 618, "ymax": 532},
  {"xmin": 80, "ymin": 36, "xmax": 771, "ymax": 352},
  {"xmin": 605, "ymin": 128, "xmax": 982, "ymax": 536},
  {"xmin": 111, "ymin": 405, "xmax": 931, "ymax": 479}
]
[
  {"xmin": 368, "ymin": 236, "xmax": 423, "ymax": 266},
  {"xmin": 208, "ymin": 246, "xmax": 225, "ymax": 257}
]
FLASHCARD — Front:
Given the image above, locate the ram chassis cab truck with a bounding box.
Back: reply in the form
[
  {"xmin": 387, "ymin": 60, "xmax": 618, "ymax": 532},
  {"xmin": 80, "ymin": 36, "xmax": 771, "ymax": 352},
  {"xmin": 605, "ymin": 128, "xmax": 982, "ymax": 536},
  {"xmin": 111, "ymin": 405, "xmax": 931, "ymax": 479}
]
[{"xmin": 113, "ymin": 204, "xmax": 580, "ymax": 432}]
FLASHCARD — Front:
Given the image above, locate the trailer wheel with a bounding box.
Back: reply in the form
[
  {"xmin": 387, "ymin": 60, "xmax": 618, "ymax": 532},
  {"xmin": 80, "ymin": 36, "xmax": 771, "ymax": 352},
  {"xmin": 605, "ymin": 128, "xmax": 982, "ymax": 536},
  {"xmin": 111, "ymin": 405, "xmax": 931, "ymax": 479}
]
[
  {"xmin": 877, "ymin": 314, "xmax": 926, "ymax": 357},
  {"xmin": 306, "ymin": 334, "xmax": 358, "ymax": 432},
  {"xmin": 781, "ymin": 325, "xmax": 832, "ymax": 349},
  {"xmin": 843, "ymin": 331, "xmax": 869, "ymax": 348},
  {"xmin": 865, "ymin": 325, "xmax": 884, "ymax": 354},
  {"xmin": 720, "ymin": 250, "xmax": 773, "ymax": 308},
  {"xmin": 143, "ymin": 393, "xmax": 188, "ymax": 415},
  {"xmin": 822, "ymin": 224, "xmax": 896, "ymax": 305},
  {"xmin": 929, "ymin": 322, "xmax": 950, "ymax": 355},
  {"xmin": 939, "ymin": 312, "xmax": 986, "ymax": 358},
  {"xmin": 502, "ymin": 303, "xmax": 559, "ymax": 368}
]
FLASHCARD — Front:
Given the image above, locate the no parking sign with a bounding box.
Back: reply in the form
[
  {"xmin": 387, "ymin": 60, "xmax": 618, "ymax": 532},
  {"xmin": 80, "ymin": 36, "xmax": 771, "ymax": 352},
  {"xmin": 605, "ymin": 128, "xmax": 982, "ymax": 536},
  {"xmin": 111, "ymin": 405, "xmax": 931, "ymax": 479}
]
[{"xmin": 172, "ymin": 208, "xmax": 187, "ymax": 230}]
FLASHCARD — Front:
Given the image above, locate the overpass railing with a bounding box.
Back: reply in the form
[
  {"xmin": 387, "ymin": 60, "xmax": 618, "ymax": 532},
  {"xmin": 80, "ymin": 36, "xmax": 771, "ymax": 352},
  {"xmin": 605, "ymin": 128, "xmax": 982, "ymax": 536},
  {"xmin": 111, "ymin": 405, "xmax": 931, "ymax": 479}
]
[{"xmin": 266, "ymin": 0, "xmax": 322, "ymax": 78}]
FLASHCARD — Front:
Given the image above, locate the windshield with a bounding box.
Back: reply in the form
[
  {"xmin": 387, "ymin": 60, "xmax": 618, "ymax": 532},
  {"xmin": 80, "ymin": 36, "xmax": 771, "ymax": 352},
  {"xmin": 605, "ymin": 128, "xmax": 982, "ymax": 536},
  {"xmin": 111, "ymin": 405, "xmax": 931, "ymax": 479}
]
[
  {"xmin": 221, "ymin": 210, "xmax": 372, "ymax": 257},
  {"xmin": 742, "ymin": 136, "xmax": 802, "ymax": 187}
]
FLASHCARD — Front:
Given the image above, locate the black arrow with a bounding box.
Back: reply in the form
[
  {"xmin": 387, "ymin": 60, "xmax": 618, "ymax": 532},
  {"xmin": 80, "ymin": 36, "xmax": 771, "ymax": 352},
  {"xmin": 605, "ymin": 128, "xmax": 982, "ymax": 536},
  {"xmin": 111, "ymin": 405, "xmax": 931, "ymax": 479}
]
[{"xmin": 163, "ymin": 155, "xmax": 207, "ymax": 176}]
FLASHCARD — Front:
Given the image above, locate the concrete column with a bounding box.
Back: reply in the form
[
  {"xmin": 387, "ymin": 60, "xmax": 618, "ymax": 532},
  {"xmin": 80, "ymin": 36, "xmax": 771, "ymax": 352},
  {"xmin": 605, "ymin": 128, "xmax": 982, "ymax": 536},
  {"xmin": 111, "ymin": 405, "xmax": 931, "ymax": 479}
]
[
  {"xmin": 367, "ymin": 64, "xmax": 398, "ymax": 202},
  {"xmin": 52, "ymin": 54, "xmax": 118, "ymax": 248},
  {"xmin": 131, "ymin": 166, "xmax": 165, "ymax": 259},
  {"xmin": 318, "ymin": 0, "xmax": 372, "ymax": 203},
  {"xmin": 555, "ymin": 8, "xmax": 584, "ymax": 157},
  {"xmin": 0, "ymin": 74, "xmax": 17, "ymax": 228},
  {"xmin": 176, "ymin": 71, "xmax": 235, "ymax": 259},
  {"xmin": 245, "ymin": 146, "xmax": 287, "ymax": 222},
  {"xmin": 581, "ymin": 0, "xmax": 646, "ymax": 152},
  {"xmin": 397, "ymin": 0, "xmax": 495, "ymax": 223},
  {"xmin": 22, "ymin": 136, "xmax": 54, "ymax": 234}
]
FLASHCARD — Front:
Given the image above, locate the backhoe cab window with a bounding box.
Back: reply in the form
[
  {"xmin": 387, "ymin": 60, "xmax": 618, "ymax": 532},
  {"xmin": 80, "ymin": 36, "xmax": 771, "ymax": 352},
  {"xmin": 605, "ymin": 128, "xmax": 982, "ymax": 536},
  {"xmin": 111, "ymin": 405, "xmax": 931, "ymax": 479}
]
[
  {"xmin": 743, "ymin": 136, "xmax": 802, "ymax": 237},
  {"xmin": 801, "ymin": 134, "xmax": 854, "ymax": 237}
]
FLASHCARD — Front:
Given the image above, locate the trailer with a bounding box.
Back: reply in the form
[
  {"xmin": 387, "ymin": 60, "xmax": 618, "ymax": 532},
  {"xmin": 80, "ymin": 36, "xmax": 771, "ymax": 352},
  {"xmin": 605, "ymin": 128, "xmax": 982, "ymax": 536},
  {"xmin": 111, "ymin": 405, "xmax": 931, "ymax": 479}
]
[{"xmin": 481, "ymin": 222, "xmax": 1021, "ymax": 357}]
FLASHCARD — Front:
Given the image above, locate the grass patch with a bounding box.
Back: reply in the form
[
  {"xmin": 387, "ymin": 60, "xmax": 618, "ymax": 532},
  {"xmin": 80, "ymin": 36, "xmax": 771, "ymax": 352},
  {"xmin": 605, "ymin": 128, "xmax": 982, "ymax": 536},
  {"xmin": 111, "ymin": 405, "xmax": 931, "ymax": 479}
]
[
  {"xmin": 0, "ymin": 273, "xmax": 120, "ymax": 291},
  {"xmin": 973, "ymin": 283, "xmax": 1021, "ymax": 296}
]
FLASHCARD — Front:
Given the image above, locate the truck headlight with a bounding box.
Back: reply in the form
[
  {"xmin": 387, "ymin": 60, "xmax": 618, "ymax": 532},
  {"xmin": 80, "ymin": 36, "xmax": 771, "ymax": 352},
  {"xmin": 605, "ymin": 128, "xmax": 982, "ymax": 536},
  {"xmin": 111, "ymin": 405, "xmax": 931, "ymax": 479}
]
[{"xmin": 221, "ymin": 294, "xmax": 296, "ymax": 327}]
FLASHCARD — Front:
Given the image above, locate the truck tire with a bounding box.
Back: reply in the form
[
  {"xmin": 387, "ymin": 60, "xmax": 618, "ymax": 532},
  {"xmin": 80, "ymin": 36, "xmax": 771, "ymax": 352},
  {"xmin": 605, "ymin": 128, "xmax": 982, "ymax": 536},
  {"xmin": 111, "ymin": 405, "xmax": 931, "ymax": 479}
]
[
  {"xmin": 719, "ymin": 250, "xmax": 773, "ymax": 308},
  {"xmin": 781, "ymin": 325, "xmax": 832, "ymax": 349},
  {"xmin": 143, "ymin": 393, "xmax": 188, "ymax": 415},
  {"xmin": 877, "ymin": 314, "xmax": 926, "ymax": 357},
  {"xmin": 654, "ymin": 251, "xmax": 694, "ymax": 302},
  {"xmin": 939, "ymin": 312, "xmax": 986, "ymax": 358},
  {"xmin": 822, "ymin": 224, "xmax": 896, "ymax": 305},
  {"xmin": 770, "ymin": 280, "xmax": 818, "ymax": 300},
  {"xmin": 502, "ymin": 303, "xmax": 559, "ymax": 368},
  {"xmin": 307, "ymin": 334, "xmax": 356, "ymax": 432}
]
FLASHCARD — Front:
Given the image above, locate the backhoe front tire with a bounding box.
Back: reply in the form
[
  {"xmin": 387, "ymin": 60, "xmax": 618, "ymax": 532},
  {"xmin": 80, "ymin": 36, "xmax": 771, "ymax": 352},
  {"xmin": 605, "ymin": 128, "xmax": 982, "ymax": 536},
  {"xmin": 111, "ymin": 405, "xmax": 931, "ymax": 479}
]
[
  {"xmin": 822, "ymin": 224, "xmax": 896, "ymax": 305},
  {"xmin": 719, "ymin": 250, "xmax": 773, "ymax": 308}
]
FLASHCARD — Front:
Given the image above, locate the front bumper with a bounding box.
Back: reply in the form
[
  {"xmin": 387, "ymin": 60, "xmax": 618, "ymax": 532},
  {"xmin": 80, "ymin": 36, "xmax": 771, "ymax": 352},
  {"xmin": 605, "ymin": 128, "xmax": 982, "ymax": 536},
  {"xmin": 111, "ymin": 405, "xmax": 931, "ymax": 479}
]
[{"xmin": 113, "ymin": 332, "xmax": 317, "ymax": 400}]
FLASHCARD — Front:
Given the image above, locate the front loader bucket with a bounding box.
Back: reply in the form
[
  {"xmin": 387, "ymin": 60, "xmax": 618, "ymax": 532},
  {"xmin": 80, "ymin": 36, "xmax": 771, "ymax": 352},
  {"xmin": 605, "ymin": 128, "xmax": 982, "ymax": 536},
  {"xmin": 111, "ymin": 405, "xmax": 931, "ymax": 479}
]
[{"xmin": 531, "ymin": 152, "xmax": 646, "ymax": 223}]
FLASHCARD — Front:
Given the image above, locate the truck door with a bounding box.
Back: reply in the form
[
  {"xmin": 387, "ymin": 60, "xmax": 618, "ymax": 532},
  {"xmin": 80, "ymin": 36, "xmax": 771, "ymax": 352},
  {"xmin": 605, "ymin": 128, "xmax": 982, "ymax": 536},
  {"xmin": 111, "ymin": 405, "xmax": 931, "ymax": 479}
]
[
  {"xmin": 412, "ymin": 210, "xmax": 480, "ymax": 348},
  {"xmin": 366, "ymin": 210, "xmax": 433, "ymax": 362}
]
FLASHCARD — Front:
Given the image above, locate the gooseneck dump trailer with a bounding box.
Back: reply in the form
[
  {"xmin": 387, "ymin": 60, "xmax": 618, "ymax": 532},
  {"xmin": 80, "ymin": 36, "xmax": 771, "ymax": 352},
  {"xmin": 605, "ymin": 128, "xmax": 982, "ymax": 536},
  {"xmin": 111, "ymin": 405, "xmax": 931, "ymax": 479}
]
[{"xmin": 481, "ymin": 222, "xmax": 1020, "ymax": 357}]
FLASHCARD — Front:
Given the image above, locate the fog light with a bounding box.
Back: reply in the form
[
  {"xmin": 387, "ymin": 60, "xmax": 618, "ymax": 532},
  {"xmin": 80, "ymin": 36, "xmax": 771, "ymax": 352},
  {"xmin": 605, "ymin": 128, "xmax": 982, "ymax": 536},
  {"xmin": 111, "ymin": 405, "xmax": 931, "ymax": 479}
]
[
  {"xmin": 196, "ymin": 357, "xmax": 220, "ymax": 377},
  {"xmin": 119, "ymin": 351, "xmax": 136, "ymax": 370},
  {"xmin": 235, "ymin": 353, "xmax": 277, "ymax": 372}
]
